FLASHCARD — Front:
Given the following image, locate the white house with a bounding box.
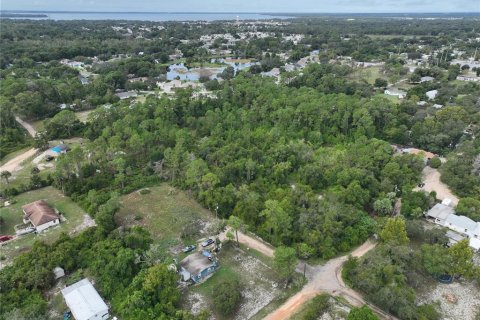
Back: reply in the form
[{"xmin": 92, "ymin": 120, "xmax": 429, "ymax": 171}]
[
  {"xmin": 425, "ymin": 203, "xmax": 480, "ymax": 251},
  {"xmin": 384, "ymin": 88, "xmax": 406, "ymax": 99},
  {"xmin": 425, "ymin": 203, "xmax": 455, "ymax": 225},
  {"xmin": 62, "ymin": 279, "xmax": 109, "ymax": 320},
  {"xmin": 426, "ymin": 90, "xmax": 438, "ymax": 100},
  {"xmin": 22, "ymin": 200, "xmax": 61, "ymax": 233}
]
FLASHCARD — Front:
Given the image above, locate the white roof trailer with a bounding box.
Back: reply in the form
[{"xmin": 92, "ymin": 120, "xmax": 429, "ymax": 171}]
[{"xmin": 62, "ymin": 279, "xmax": 109, "ymax": 320}]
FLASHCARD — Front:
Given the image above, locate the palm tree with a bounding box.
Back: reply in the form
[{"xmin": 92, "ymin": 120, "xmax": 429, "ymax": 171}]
[{"xmin": 1, "ymin": 171, "xmax": 12, "ymax": 184}]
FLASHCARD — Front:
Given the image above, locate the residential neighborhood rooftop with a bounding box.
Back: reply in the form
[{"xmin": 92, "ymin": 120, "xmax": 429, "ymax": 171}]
[{"xmin": 22, "ymin": 200, "xmax": 60, "ymax": 227}]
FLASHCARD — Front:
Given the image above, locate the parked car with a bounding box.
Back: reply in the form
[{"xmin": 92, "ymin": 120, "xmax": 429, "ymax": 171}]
[
  {"xmin": 182, "ymin": 244, "xmax": 196, "ymax": 253},
  {"xmin": 418, "ymin": 183, "xmax": 425, "ymax": 188},
  {"xmin": 0, "ymin": 235, "xmax": 13, "ymax": 243},
  {"xmin": 201, "ymin": 238, "xmax": 214, "ymax": 247}
]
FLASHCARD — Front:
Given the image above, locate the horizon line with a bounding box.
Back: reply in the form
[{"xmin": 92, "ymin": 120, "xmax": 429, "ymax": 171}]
[{"xmin": 2, "ymin": 10, "xmax": 480, "ymax": 14}]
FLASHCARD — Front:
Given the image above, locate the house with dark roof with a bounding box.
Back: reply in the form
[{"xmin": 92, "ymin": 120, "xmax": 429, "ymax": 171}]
[
  {"xmin": 180, "ymin": 251, "xmax": 219, "ymax": 283},
  {"xmin": 22, "ymin": 200, "xmax": 61, "ymax": 233}
]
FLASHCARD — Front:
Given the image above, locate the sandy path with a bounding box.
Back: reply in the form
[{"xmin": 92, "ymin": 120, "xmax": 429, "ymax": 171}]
[
  {"xmin": 416, "ymin": 166, "xmax": 459, "ymax": 205},
  {"xmin": 15, "ymin": 116, "xmax": 37, "ymax": 137},
  {"xmin": 264, "ymin": 240, "xmax": 398, "ymax": 320},
  {"xmin": 218, "ymin": 230, "xmax": 395, "ymax": 319},
  {"xmin": 219, "ymin": 229, "xmax": 274, "ymax": 258},
  {"xmin": 0, "ymin": 117, "xmax": 39, "ymax": 174},
  {"xmin": 0, "ymin": 148, "xmax": 37, "ymax": 173}
]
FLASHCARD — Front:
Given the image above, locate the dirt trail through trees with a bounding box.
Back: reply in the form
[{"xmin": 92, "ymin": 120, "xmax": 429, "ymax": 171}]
[
  {"xmin": 0, "ymin": 118, "xmax": 38, "ymax": 174},
  {"xmin": 219, "ymin": 230, "xmax": 396, "ymax": 319}
]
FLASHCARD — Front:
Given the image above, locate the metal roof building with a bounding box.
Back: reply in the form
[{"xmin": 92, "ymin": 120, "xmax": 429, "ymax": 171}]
[{"xmin": 61, "ymin": 279, "xmax": 109, "ymax": 320}]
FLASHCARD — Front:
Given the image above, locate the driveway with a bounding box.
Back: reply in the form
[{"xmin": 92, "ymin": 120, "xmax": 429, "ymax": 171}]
[{"xmin": 415, "ymin": 166, "xmax": 459, "ymax": 205}]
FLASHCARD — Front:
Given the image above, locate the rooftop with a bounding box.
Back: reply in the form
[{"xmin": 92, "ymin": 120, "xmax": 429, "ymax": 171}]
[
  {"xmin": 180, "ymin": 252, "xmax": 215, "ymax": 275},
  {"xmin": 61, "ymin": 279, "xmax": 109, "ymax": 320},
  {"xmin": 22, "ymin": 200, "xmax": 60, "ymax": 227},
  {"xmin": 426, "ymin": 203, "xmax": 455, "ymax": 221}
]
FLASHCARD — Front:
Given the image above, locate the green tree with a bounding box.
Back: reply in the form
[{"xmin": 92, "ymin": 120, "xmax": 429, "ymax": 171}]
[
  {"xmin": 273, "ymin": 246, "xmax": 297, "ymax": 287},
  {"xmin": 456, "ymin": 198, "xmax": 480, "ymax": 221},
  {"xmin": 373, "ymin": 198, "xmax": 393, "ymax": 216},
  {"xmin": 379, "ymin": 217, "xmax": 409, "ymax": 245},
  {"xmin": 429, "ymin": 156, "xmax": 441, "ymax": 169},
  {"xmin": 228, "ymin": 215, "xmax": 243, "ymax": 245},
  {"xmin": 347, "ymin": 306, "xmax": 379, "ymax": 320},
  {"xmin": 212, "ymin": 278, "xmax": 241, "ymax": 316},
  {"xmin": 261, "ymin": 199, "xmax": 292, "ymax": 245},
  {"xmin": 374, "ymin": 78, "xmax": 388, "ymax": 88},
  {"xmin": 421, "ymin": 244, "xmax": 452, "ymax": 276},
  {"xmin": 447, "ymin": 239, "xmax": 475, "ymax": 278},
  {"xmin": 1, "ymin": 171, "xmax": 12, "ymax": 184}
]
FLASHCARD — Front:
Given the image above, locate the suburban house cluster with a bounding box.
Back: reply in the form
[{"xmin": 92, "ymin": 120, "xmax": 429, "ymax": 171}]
[{"xmin": 426, "ymin": 200, "xmax": 480, "ymax": 251}]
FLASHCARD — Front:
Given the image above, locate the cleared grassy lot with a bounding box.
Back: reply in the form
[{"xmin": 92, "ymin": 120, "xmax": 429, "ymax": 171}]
[
  {"xmin": 116, "ymin": 184, "xmax": 214, "ymax": 250},
  {"xmin": 0, "ymin": 186, "xmax": 88, "ymax": 262}
]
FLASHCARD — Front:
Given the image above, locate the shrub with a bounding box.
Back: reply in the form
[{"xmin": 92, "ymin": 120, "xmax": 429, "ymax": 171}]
[
  {"xmin": 139, "ymin": 188, "xmax": 151, "ymax": 195},
  {"xmin": 212, "ymin": 278, "xmax": 241, "ymax": 316},
  {"xmin": 302, "ymin": 294, "xmax": 330, "ymax": 320},
  {"xmin": 429, "ymin": 156, "xmax": 441, "ymax": 168},
  {"xmin": 347, "ymin": 306, "xmax": 379, "ymax": 320}
]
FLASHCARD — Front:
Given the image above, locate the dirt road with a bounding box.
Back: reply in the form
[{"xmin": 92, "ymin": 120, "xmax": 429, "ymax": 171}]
[
  {"xmin": 0, "ymin": 148, "xmax": 38, "ymax": 173},
  {"xmin": 218, "ymin": 229, "xmax": 394, "ymax": 319},
  {"xmin": 15, "ymin": 116, "xmax": 37, "ymax": 137},
  {"xmin": 263, "ymin": 240, "xmax": 399, "ymax": 320},
  {"xmin": 0, "ymin": 118, "xmax": 39, "ymax": 174},
  {"xmin": 416, "ymin": 166, "xmax": 459, "ymax": 205},
  {"xmin": 219, "ymin": 229, "xmax": 274, "ymax": 258}
]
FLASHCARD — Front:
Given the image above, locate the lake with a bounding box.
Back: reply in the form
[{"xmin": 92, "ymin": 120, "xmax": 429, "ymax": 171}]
[{"xmin": 1, "ymin": 11, "xmax": 292, "ymax": 21}]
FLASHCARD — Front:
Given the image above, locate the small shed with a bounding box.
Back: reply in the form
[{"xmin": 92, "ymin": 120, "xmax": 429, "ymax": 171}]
[
  {"xmin": 61, "ymin": 278, "xmax": 109, "ymax": 320},
  {"xmin": 51, "ymin": 143, "xmax": 70, "ymax": 155},
  {"xmin": 53, "ymin": 266, "xmax": 65, "ymax": 280},
  {"xmin": 180, "ymin": 252, "xmax": 219, "ymax": 283}
]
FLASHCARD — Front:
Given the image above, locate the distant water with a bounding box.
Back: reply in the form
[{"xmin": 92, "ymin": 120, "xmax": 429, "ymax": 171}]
[{"xmin": 1, "ymin": 11, "xmax": 292, "ymax": 21}]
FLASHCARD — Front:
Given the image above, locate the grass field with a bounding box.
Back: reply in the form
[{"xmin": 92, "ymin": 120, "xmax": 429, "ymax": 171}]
[
  {"xmin": 0, "ymin": 186, "xmax": 88, "ymax": 262},
  {"xmin": 183, "ymin": 242, "xmax": 305, "ymax": 320},
  {"xmin": 349, "ymin": 66, "xmax": 383, "ymax": 85},
  {"xmin": 116, "ymin": 184, "xmax": 215, "ymax": 250}
]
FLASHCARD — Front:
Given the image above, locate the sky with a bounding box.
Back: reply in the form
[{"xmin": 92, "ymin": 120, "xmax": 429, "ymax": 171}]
[{"xmin": 1, "ymin": 0, "xmax": 479, "ymax": 13}]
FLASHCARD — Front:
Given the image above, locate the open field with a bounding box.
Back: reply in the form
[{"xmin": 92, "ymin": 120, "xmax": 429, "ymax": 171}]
[
  {"xmin": 182, "ymin": 242, "xmax": 304, "ymax": 320},
  {"xmin": 75, "ymin": 110, "xmax": 94, "ymax": 123},
  {"xmin": 349, "ymin": 66, "xmax": 383, "ymax": 84},
  {"xmin": 116, "ymin": 184, "xmax": 215, "ymax": 250},
  {"xmin": 0, "ymin": 187, "xmax": 88, "ymax": 263}
]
